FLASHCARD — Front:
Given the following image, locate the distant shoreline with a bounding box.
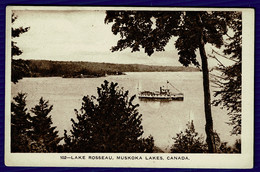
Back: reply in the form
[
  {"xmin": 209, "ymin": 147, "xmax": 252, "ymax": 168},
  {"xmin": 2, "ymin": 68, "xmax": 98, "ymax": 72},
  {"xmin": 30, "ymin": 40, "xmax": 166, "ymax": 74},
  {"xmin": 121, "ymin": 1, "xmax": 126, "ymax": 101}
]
[{"xmin": 24, "ymin": 59, "xmax": 200, "ymax": 78}]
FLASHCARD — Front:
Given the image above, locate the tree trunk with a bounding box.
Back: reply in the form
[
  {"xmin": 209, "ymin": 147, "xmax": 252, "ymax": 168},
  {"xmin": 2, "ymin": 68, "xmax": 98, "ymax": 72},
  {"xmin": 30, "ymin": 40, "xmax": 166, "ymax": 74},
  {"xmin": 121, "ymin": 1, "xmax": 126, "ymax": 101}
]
[
  {"xmin": 199, "ymin": 41, "xmax": 215, "ymax": 153},
  {"xmin": 197, "ymin": 14, "xmax": 216, "ymax": 153}
]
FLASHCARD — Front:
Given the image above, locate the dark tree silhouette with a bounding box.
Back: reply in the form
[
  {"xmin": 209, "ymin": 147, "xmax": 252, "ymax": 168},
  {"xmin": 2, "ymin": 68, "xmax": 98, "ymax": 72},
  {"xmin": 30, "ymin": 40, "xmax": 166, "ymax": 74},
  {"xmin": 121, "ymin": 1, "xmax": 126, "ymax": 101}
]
[
  {"xmin": 11, "ymin": 93, "xmax": 62, "ymax": 152},
  {"xmin": 232, "ymin": 139, "xmax": 241, "ymax": 153},
  {"xmin": 171, "ymin": 120, "xmax": 207, "ymax": 153},
  {"xmin": 63, "ymin": 80, "xmax": 154, "ymax": 153},
  {"xmin": 105, "ymin": 11, "xmax": 240, "ymax": 152},
  {"xmin": 30, "ymin": 98, "xmax": 62, "ymax": 152},
  {"xmin": 11, "ymin": 13, "xmax": 30, "ymax": 83},
  {"xmin": 212, "ymin": 12, "xmax": 242, "ymax": 135},
  {"xmin": 171, "ymin": 121, "xmax": 241, "ymax": 153},
  {"xmin": 11, "ymin": 93, "xmax": 32, "ymax": 152}
]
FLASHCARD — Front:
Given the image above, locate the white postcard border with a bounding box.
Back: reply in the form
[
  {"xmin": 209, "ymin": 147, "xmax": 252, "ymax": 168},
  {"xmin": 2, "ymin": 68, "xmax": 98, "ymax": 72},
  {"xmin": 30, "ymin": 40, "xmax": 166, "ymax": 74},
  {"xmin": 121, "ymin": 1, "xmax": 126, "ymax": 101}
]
[{"xmin": 5, "ymin": 6, "xmax": 254, "ymax": 168}]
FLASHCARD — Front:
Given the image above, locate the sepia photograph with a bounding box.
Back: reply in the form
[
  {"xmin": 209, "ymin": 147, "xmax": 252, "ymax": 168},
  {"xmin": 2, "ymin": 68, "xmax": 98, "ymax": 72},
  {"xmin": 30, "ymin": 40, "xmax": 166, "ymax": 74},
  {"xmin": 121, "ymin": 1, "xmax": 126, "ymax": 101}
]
[{"xmin": 5, "ymin": 6, "xmax": 254, "ymax": 168}]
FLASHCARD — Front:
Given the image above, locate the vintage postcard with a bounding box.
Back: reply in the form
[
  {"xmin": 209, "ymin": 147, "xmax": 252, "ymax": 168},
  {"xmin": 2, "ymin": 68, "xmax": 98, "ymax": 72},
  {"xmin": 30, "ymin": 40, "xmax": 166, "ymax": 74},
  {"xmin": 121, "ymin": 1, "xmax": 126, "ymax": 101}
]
[{"xmin": 5, "ymin": 6, "xmax": 254, "ymax": 168}]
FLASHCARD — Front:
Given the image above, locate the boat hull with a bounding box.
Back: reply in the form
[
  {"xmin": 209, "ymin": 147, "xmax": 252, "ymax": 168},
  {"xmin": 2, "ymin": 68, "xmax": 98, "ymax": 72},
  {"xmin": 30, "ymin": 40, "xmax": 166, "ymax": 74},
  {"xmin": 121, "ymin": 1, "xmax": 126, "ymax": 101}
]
[{"xmin": 138, "ymin": 96, "xmax": 184, "ymax": 101}]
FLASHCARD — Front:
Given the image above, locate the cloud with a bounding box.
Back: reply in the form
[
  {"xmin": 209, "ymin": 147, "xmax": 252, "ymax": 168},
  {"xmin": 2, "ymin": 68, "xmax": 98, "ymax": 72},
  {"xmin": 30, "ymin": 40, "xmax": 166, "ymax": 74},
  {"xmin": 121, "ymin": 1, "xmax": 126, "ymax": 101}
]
[{"xmin": 12, "ymin": 10, "xmax": 222, "ymax": 67}]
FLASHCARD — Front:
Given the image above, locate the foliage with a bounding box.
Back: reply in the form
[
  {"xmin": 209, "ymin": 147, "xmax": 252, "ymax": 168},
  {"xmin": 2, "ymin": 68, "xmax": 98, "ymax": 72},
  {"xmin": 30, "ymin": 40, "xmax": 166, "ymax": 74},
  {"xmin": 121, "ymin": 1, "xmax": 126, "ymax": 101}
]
[
  {"xmin": 11, "ymin": 13, "xmax": 30, "ymax": 83},
  {"xmin": 63, "ymin": 80, "xmax": 154, "ymax": 152},
  {"xmin": 212, "ymin": 131, "xmax": 241, "ymax": 153},
  {"xmin": 105, "ymin": 11, "xmax": 182, "ymax": 56},
  {"xmin": 30, "ymin": 98, "xmax": 62, "ymax": 152},
  {"xmin": 233, "ymin": 139, "xmax": 241, "ymax": 153},
  {"xmin": 12, "ymin": 59, "xmax": 31, "ymax": 83},
  {"xmin": 11, "ymin": 93, "xmax": 62, "ymax": 152},
  {"xmin": 212, "ymin": 12, "xmax": 242, "ymax": 135},
  {"xmin": 218, "ymin": 139, "xmax": 241, "ymax": 153},
  {"xmin": 171, "ymin": 121, "xmax": 241, "ymax": 153},
  {"xmin": 105, "ymin": 11, "xmax": 234, "ymax": 65},
  {"xmin": 11, "ymin": 93, "xmax": 32, "ymax": 152},
  {"xmin": 171, "ymin": 121, "xmax": 207, "ymax": 153},
  {"xmin": 11, "ymin": 14, "xmax": 30, "ymax": 57}
]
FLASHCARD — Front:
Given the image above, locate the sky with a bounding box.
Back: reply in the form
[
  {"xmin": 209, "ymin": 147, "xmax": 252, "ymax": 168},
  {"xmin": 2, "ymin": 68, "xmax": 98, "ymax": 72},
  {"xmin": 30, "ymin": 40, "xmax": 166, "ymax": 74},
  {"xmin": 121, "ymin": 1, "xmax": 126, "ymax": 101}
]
[{"xmin": 11, "ymin": 10, "xmax": 232, "ymax": 67}]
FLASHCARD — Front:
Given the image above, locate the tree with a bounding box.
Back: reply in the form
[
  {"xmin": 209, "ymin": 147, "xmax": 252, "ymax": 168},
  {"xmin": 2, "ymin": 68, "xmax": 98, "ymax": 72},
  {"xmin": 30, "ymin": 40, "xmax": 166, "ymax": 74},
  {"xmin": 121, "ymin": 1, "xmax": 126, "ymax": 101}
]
[
  {"xmin": 215, "ymin": 138, "xmax": 241, "ymax": 153},
  {"xmin": 63, "ymin": 80, "xmax": 154, "ymax": 152},
  {"xmin": 232, "ymin": 139, "xmax": 241, "ymax": 153},
  {"xmin": 171, "ymin": 120, "xmax": 207, "ymax": 153},
  {"xmin": 105, "ymin": 11, "xmax": 238, "ymax": 152},
  {"xmin": 11, "ymin": 13, "xmax": 30, "ymax": 83},
  {"xmin": 212, "ymin": 12, "xmax": 242, "ymax": 135},
  {"xmin": 171, "ymin": 121, "xmax": 241, "ymax": 153},
  {"xmin": 11, "ymin": 93, "xmax": 32, "ymax": 152},
  {"xmin": 30, "ymin": 98, "xmax": 62, "ymax": 152}
]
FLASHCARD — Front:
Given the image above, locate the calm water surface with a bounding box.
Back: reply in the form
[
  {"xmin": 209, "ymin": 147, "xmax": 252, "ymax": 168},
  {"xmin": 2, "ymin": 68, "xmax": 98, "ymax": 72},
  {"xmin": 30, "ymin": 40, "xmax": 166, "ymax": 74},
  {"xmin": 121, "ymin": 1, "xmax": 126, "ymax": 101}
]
[{"xmin": 11, "ymin": 72, "xmax": 239, "ymax": 152}]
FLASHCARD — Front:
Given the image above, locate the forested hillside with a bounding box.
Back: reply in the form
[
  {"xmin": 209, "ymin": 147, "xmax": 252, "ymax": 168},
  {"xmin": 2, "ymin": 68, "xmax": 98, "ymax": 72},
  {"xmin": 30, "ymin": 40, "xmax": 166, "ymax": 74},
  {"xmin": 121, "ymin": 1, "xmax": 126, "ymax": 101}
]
[{"xmin": 25, "ymin": 60, "xmax": 200, "ymax": 78}]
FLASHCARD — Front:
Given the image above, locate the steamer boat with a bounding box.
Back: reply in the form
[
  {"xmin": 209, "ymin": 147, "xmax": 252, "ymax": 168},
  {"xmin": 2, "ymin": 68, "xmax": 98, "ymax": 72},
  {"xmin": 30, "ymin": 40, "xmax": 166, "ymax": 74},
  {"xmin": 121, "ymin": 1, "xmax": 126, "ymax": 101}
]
[{"xmin": 138, "ymin": 81, "xmax": 184, "ymax": 101}]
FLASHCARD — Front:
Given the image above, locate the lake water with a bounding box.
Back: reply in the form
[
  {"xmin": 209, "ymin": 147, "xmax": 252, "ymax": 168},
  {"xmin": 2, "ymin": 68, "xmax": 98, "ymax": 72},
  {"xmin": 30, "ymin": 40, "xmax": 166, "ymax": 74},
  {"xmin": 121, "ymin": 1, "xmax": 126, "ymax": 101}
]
[{"xmin": 11, "ymin": 72, "xmax": 240, "ymax": 152}]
